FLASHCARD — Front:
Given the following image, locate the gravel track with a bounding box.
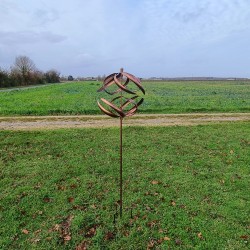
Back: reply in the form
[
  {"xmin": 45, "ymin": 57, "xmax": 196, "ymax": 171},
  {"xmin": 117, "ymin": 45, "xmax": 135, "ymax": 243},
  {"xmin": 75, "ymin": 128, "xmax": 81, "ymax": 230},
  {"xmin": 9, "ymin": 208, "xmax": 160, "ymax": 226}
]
[{"xmin": 0, "ymin": 113, "xmax": 249, "ymax": 130}]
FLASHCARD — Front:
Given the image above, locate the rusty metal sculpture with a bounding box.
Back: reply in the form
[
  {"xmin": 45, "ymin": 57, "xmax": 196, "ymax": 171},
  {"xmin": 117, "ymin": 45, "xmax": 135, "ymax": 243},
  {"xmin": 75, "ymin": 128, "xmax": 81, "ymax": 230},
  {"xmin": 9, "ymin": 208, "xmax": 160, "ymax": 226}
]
[{"xmin": 97, "ymin": 68, "xmax": 145, "ymax": 218}]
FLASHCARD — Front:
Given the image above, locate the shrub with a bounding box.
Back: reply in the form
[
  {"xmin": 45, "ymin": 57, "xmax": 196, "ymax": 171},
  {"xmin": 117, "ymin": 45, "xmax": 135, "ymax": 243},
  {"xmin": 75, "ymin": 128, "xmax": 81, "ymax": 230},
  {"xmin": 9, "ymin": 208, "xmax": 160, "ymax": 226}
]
[
  {"xmin": 45, "ymin": 70, "xmax": 60, "ymax": 83},
  {"xmin": 0, "ymin": 68, "xmax": 10, "ymax": 88}
]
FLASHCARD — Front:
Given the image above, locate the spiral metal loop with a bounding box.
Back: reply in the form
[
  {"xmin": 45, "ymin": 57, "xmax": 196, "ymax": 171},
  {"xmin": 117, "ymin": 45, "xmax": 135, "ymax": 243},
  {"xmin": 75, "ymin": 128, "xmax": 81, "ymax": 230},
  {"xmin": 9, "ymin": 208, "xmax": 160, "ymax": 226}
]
[{"xmin": 97, "ymin": 69, "xmax": 145, "ymax": 118}]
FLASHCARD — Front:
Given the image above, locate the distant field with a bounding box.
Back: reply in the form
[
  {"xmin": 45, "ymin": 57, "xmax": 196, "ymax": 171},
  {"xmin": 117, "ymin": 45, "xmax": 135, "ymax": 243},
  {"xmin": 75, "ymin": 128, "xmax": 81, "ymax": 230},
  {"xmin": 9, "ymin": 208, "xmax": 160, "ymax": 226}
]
[
  {"xmin": 0, "ymin": 81, "xmax": 249, "ymax": 116},
  {"xmin": 0, "ymin": 123, "xmax": 249, "ymax": 249}
]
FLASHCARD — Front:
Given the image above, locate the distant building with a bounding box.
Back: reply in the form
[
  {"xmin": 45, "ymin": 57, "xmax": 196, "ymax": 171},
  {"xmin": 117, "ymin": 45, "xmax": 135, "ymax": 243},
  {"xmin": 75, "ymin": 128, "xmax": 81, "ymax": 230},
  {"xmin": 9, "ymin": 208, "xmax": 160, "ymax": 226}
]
[{"xmin": 85, "ymin": 77, "xmax": 97, "ymax": 81}]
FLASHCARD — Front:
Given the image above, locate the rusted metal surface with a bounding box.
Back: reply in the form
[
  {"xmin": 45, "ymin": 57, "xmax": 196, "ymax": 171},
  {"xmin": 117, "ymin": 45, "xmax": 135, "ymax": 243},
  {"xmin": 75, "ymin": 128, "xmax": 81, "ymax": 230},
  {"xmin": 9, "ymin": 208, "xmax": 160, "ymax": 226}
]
[
  {"xmin": 97, "ymin": 69, "xmax": 145, "ymax": 118},
  {"xmin": 97, "ymin": 68, "xmax": 145, "ymax": 218}
]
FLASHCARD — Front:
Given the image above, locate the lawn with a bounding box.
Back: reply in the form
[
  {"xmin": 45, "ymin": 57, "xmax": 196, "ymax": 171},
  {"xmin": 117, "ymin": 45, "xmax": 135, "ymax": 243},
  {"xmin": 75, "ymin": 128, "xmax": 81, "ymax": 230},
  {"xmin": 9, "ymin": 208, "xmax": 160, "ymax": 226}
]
[
  {"xmin": 0, "ymin": 122, "xmax": 249, "ymax": 249},
  {"xmin": 0, "ymin": 80, "xmax": 249, "ymax": 116}
]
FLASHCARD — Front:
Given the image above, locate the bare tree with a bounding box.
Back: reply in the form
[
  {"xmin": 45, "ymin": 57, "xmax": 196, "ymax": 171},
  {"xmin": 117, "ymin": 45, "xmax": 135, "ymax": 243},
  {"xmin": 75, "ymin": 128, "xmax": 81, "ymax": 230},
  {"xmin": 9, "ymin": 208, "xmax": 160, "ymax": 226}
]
[
  {"xmin": 0, "ymin": 56, "xmax": 62, "ymax": 87},
  {"xmin": 12, "ymin": 55, "xmax": 37, "ymax": 85},
  {"xmin": 13, "ymin": 55, "xmax": 36, "ymax": 75}
]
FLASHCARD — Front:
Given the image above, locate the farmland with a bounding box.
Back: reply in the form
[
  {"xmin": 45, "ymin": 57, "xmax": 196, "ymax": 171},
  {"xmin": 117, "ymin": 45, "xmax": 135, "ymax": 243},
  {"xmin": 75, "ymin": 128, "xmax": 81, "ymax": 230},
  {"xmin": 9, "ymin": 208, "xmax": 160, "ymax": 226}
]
[
  {"xmin": 0, "ymin": 80, "xmax": 249, "ymax": 116},
  {"xmin": 0, "ymin": 123, "xmax": 250, "ymax": 249},
  {"xmin": 0, "ymin": 79, "xmax": 250, "ymax": 249}
]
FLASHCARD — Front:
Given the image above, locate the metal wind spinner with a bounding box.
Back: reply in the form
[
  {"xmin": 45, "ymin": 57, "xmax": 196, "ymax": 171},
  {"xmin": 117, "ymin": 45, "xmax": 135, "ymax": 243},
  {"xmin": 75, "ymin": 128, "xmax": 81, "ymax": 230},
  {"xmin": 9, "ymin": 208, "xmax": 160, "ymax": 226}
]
[{"xmin": 97, "ymin": 68, "xmax": 145, "ymax": 218}]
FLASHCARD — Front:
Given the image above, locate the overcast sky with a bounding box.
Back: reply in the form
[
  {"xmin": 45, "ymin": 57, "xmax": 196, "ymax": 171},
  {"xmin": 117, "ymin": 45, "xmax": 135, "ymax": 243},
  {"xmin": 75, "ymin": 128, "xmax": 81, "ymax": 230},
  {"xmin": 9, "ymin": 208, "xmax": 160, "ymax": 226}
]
[{"xmin": 0, "ymin": 0, "xmax": 250, "ymax": 78}]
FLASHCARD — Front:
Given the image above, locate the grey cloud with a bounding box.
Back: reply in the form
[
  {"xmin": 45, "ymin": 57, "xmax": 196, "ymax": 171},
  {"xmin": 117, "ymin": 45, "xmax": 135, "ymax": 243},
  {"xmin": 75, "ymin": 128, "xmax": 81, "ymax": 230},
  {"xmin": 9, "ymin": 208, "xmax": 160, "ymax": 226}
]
[
  {"xmin": 0, "ymin": 1, "xmax": 20, "ymax": 15},
  {"xmin": 173, "ymin": 10, "xmax": 203, "ymax": 23},
  {"xmin": 166, "ymin": 1, "xmax": 208, "ymax": 23},
  {"xmin": 144, "ymin": 0, "xmax": 250, "ymax": 45},
  {"xmin": 0, "ymin": 31, "xmax": 67, "ymax": 45},
  {"xmin": 33, "ymin": 8, "xmax": 59, "ymax": 25},
  {"xmin": 41, "ymin": 32, "xmax": 66, "ymax": 43}
]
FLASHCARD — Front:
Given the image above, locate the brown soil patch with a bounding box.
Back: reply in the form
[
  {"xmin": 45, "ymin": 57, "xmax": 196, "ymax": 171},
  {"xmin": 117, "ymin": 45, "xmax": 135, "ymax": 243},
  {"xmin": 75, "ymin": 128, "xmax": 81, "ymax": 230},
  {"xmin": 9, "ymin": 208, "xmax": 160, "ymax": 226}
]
[{"xmin": 0, "ymin": 113, "xmax": 249, "ymax": 131}]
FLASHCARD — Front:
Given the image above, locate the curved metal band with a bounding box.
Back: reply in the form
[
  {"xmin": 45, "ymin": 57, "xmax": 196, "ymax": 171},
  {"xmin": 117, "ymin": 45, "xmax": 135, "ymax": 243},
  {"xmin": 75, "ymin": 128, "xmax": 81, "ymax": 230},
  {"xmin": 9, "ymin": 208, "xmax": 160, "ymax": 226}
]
[
  {"xmin": 124, "ymin": 98, "xmax": 144, "ymax": 117},
  {"xmin": 98, "ymin": 73, "xmax": 122, "ymax": 95},
  {"xmin": 98, "ymin": 96, "xmax": 144, "ymax": 118},
  {"xmin": 98, "ymin": 72, "xmax": 144, "ymax": 95},
  {"xmin": 101, "ymin": 98, "xmax": 125, "ymax": 117},
  {"xmin": 103, "ymin": 76, "xmax": 130, "ymax": 95},
  {"xmin": 122, "ymin": 72, "xmax": 145, "ymax": 95},
  {"xmin": 97, "ymin": 70, "xmax": 145, "ymax": 118},
  {"xmin": 114, "ymin": 74, "xmax": 136, "ymax": 95},
  {"xmin": 97, "ymin": 101, "xmax": 119, "ymax": 118},
  {"xmin": 104, "ymin": 73, "xmax": 117, "ymax": 84},
  {"xmin": 121, "ymin": 95, "xmax": 138, "ymax": 109}
]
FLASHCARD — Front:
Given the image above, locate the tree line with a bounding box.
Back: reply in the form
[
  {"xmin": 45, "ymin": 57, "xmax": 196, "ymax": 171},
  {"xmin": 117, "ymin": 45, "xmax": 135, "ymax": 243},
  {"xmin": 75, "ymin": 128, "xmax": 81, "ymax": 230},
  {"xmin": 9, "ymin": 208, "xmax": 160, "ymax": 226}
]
[{"xmin": 0, "ymin": 55, "xmax": 60, "ymax": 88}]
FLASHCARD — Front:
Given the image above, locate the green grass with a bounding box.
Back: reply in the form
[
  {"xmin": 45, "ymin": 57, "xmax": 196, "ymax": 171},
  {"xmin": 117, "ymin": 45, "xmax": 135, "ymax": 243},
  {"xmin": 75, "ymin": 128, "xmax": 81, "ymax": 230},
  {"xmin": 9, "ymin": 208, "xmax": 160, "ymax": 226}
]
[
  {"xmin": 0, "ymin": 81, "xmax": 249, "ymax": 116},
  {"xmin": 0, "ymin": 122, "xmax": 249, "ymax": 249}
]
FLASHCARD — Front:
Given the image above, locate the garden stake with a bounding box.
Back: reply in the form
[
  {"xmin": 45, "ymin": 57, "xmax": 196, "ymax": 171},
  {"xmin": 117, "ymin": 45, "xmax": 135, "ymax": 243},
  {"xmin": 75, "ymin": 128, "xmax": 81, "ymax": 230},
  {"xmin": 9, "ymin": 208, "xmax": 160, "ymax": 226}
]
[{"xmin": 97, "ymin": 68, "xmax": 145, "ymax": 219}]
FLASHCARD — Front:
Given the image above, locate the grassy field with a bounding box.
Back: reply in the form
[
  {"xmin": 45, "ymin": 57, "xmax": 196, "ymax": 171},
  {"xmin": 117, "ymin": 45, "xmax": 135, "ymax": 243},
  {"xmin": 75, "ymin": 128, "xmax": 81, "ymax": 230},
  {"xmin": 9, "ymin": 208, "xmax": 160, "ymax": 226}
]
[
  {"xmin": 0, "ymin": 123, "xmax": 249, "ymax": 249},
  {"xmin": 0, "ymin": 80, "xmax": 249, "ymax": 116}
]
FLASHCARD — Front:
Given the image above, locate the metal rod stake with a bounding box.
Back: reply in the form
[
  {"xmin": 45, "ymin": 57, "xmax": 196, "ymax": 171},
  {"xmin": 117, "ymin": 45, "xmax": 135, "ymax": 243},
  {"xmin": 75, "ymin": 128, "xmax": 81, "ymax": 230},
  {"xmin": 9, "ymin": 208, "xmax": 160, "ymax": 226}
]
[
  {"xmin": 119, "ymin": 68, "xmax": 123, "ymax": 218},
  {"xmin": 97, "ymin": 68, "xmax": 145, "ymax": 221},
  {"xmin": 119, "ymin": 116, "xmax": 123, "ymax": 217}
]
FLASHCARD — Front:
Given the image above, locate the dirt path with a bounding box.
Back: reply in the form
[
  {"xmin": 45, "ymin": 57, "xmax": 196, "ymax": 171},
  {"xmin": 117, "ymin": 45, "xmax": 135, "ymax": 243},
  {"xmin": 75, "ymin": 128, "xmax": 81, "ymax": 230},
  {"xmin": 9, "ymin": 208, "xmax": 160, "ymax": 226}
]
[{"xmin": 0, "ymin": 113, "xmax": 249, "ymax": 130}]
